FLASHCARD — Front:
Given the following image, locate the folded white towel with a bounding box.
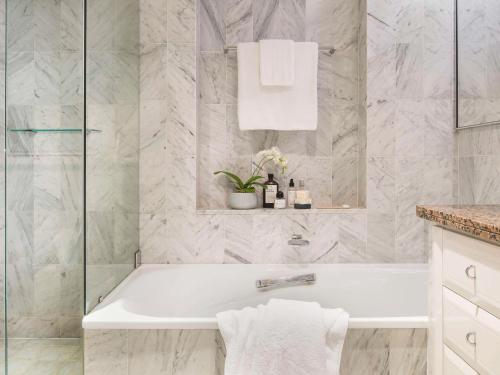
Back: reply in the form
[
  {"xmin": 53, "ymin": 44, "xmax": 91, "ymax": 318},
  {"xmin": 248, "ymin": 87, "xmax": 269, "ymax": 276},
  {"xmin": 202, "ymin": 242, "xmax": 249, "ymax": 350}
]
[
  {"xmin": 259, "ymin": 39, "xmax": 295, "ymax": 86},
  {"xmin": 217, "ymin": 298, "xmax": 349, "ymax": 375},
  {"xmin": 237, "ymin": 42, "xmax": 318, "ymax": 131}
]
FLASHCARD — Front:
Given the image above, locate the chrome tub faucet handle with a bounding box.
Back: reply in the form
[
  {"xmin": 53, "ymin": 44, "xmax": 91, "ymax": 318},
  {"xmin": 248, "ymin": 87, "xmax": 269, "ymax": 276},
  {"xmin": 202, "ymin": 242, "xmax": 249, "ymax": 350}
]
[{"xmin": 288, "ymin": 234, "xmax": 310, "ymax": 246}]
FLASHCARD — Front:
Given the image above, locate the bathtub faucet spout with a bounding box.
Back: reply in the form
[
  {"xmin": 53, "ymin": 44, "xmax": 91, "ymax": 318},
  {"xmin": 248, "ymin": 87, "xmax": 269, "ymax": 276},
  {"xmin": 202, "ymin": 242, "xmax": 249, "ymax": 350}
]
[
  {"xmin": 288, "ymin": 234, "xmax": 310, "ymax": 246},
  {"xmin": 255, "ymin": 273, "xmax": 316, "ymax": 289}
]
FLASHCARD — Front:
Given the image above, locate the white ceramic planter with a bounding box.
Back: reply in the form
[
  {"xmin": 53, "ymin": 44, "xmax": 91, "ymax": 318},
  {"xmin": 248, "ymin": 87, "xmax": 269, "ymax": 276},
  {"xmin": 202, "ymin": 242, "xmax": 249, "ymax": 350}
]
[{"xmin": 229, "ymin": 192, "xmax": 258, "ymax": 210}]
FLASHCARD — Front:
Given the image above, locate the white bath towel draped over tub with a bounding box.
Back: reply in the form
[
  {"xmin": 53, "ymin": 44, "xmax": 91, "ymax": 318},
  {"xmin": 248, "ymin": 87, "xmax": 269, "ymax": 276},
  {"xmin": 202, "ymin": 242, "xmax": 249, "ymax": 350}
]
[
  {"xmin": 237, "ymin": 42, "xmax": 318, "ymax": 131},
  {"xmin": 216, "ymin": 298, "xmax": 349, "ymax": 375}
]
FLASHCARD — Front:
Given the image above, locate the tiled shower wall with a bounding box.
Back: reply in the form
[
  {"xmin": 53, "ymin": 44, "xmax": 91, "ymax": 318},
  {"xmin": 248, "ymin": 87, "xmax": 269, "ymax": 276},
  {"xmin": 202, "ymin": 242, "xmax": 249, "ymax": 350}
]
[
  {"xmin": 197, "ymin": 0, "xmax": 366, "ymax": 209},
  {"xmin": 85, "ymin": 0, "xmax": 140, "ymax": 311},
  {"xmin": 5, "ymin": 0, "xmax": 84, "ymax": 338},
  {"xmin": 139, "ymin": 0, "xmax": 457, "ymax": 265}
]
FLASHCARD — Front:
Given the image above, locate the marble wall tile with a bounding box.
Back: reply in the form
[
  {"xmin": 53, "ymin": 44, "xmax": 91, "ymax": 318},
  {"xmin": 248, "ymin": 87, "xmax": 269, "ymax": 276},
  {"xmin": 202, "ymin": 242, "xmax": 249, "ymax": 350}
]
[
  {"xmin": 7, "ymin": 1, "xmax": 34, "ymax": 53},
  {"xmin": 486, "ymin": 43, "xmax": 500, "ymax": 98},
  {"xmin": 87, "ymin": 0, "xmax": 114, "ymax": 51},
  {"xmin": 280, "ymin": 0, "xmax": 306, "ymax": 41},
  {"xmin": 200, "ymin": 0, "xmax": 226, "ymax": 51},
  {"xmin": 253, "ymin": 0, "xmax": 281, "ymax": 40},
  {"xmin": 61, "ymin": 0, "xmax": 83, "ymax": 52},
  {"xmin": 389, "ymin": 329, "xmax": 427, "ymax": 375},
  {"xmin": 367, "ymin": 157, "xmax": 396, "ymax": 213},
  {"xmin": 114, "ymin": 52, "xmax": 140, "ymax": 104},
  {"xmin": 60, "ymin": 51, "xmax": 84, "ymax": 105},
  {"xmin": 33, "ymin": 0, "xmax": 61, "ymax": 52},
  {"xmin": 199, "ymin": 52, "xmax": 226, "ymax": 104},
  {"xmin": 424, "ymin": 0, "xmax": 454, "ymax": 45},
  {"xmin": 336, "ymin": 213, "xmax": 367, "ymax": 262},
  {"xmin": 225, "ymin": 51, "xmax": 238, "ymax": 104},
  {"xmin": 7, "ymin": 210, "xmax": 34, "ymax": 263},
  {"xmin": 225, "ymin": 0, "xmax": 253, "ymax": 46},
  {"xmin": 166, "ymin": 43, "xmax": 196, "ymax": 158},
  {"xmin": 7, "ymin": 52, "xmax": 35, "ymax": 105},
  {"xmin": 423, "ymin": 43, "xmax": 453, "ymax": 99},
  {"xmin": 224, "ymin": 215, "xmax": 254, "ymax": 263},
  {"xmin": 7, "ymin": 106, "xmax": 35, "ymax": 155},
  {"xmin": 366, "ymin": 213, "xmax": 396, "ymax": 262},
  {"xmin": 465, "ymin": 156, "xmax": 500, "ymax": 204},
  {"xmin": 140, "ymin": 44, "xmax": 167, "ymax": 100},
  {"xmin": 140, "ymin": 100, "xmax": 167, "ymax": 214},
  {"xmin": 140, "ymin": 212, "xmax": 167, "ymax": 263},
  {"xmin": 423, "ymin": 99, "xmax": 455, "ymax": 157},
  {"xmin": 366, "ymin": 99, "xmax": 396, "ymax": 157},
  {"xmin": 457, "ymin": 123, "xmax": 500, "ymax": 157},
  {"xmin": 84, "ymin": 330, "xmax": 128, "ymax": 375},
  {"xmin": 165, "ymin": 213, "xmax": 225, "ymax": 263},
  {"xmin": 332, "ymin": 157, "xmax": 358, "ymax": 207},
  {"xmin": 198, "ymin": 104, "xmax": 228, "ymax": 209},
  {"xmin": 87, "ymin": 52, "xmax": 115, "ymax": 105},
  {"xmin": 6, "ymin": 261, "xmax": 34, "ymax": 316},
  {"xmin": 395, "ymin": 100, "xmax": 424, "ymax": 157},
  {"xmin": 457, "ymin": 157, "xmax": 475, "ymax": 205},
  {"xmin": 140, "ymin": 0, "xmax": 168, "ymax": 45},
  {"xmin": 8, "ymin": 316, "xmax": 59, "ymax": 338},
  {"xmin": 7, "ymin": 156, "xmax": 34, "ymax": 211},
  {"xmin": 305, "ymin": 0, "xmax": 332, "ymax": 44},
  {"xmin": 167, "ymin": 0, "xmax": 196, "ymax": 43},
  {"xmin": 422, "ymin": 156, "xmax": 457, "ymax": 205},
  {"xmin": 115, "ymin": 0, "xmax": 140, "ymax": 53},
  {"xmin": 340, "ymin": 329, "xmax": 390, "ymax": 374},
  {"xmin": 396, "ymin": 42, "xmax": 423, "ymax": 99},
  {"xmin": 129, "ymin": 330, "xmax": 218, "ymax": 375},
  {"xmin": 33, "ymin": 264, "xmax": 62, "ymax": 316}
]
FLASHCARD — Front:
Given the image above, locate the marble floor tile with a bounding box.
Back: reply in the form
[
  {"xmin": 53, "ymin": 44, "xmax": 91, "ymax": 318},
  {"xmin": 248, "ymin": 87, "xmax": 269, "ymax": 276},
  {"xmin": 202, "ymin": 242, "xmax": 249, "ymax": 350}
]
[{"xmin": 7, "ymin": 338, "xmax": 82, "ymax": 375}]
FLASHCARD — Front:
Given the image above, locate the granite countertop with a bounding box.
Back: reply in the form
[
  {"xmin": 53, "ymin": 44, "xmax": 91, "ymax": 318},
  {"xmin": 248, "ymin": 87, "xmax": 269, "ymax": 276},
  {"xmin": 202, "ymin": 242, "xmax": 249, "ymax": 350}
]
[{"xmin": 416, "ymin": 205, "xmax": 500, "ymax": 244}]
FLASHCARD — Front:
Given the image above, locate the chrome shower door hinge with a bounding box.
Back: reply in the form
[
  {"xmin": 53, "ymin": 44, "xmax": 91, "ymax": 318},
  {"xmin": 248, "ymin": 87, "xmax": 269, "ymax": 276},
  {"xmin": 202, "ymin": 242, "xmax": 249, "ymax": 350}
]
[{"xmin": 134, "ymin": 249, "xmax": 142, "ymax": 269}]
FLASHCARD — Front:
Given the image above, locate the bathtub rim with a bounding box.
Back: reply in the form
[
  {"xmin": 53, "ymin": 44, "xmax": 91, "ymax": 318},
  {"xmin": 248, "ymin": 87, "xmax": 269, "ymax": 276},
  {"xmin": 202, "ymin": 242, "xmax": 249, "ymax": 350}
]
[{"xmin": 82, "ymin": 315, "xmax": 429, "ymax": 330}]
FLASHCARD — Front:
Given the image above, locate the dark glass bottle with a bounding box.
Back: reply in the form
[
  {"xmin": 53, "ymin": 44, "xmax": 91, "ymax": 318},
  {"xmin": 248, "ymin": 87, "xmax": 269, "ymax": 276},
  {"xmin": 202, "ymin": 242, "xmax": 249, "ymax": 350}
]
[{"xmin": 263, "ymin": 174, "xmax": 279, "ymax": 208}]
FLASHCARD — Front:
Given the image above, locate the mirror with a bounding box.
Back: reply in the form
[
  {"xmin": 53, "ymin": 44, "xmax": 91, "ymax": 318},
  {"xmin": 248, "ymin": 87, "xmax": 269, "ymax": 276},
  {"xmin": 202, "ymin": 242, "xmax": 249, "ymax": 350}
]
[{"xmin": 456, "ymin": 0, "xmax": 500, "ymax": 128}]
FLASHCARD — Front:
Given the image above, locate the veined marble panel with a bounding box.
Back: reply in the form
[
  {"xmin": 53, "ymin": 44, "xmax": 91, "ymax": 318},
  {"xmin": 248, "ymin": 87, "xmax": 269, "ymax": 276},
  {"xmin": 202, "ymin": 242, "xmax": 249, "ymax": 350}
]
[{"xmin": 84, "ymin": 328, "xmax": 427, "ymax": 375}]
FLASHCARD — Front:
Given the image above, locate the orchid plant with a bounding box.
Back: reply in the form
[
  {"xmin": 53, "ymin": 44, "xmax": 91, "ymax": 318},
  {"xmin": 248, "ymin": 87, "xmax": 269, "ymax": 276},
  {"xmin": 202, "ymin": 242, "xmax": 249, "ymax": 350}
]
[{"xmin": 214, "ymin": 147, "xmax": 288, "ymax": 193}]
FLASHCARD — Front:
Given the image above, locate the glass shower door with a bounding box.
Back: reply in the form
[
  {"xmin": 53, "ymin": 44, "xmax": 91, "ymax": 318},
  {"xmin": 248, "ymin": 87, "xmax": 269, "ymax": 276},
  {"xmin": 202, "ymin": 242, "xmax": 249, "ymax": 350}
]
[{"xmin": 4, "ymin": 0, "xmax": 85, "ymax": 374}]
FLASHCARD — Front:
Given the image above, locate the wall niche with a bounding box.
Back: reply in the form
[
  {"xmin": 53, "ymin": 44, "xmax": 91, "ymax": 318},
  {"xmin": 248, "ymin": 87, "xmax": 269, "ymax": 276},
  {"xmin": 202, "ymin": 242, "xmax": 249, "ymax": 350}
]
[{"xmin": 196, "ymin": 0, "xmax": 367, "ymax": 210}]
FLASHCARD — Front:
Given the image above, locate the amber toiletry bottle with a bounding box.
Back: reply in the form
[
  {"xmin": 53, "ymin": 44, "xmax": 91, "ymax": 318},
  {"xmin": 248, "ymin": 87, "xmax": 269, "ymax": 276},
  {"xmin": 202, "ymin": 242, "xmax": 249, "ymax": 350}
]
[{"xmin": 263, "ymin": 174, "xmax": 279, "ymax": 208}]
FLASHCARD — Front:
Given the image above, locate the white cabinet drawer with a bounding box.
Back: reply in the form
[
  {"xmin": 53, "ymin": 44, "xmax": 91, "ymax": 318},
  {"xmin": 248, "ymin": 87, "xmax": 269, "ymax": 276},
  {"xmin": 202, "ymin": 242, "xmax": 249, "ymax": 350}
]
[
  {"xmin": 476, "ymin": 258, "xmax": 500, "ymax": 318},
  {"xmin": 443, "ymin": 231, "xmax": 477, "ymax": 297},
  {"xmin": 476, "ymin": 308, "xmax": 500, "ymax": 375},
  {"xmin": 443, "ymin": 287, "xmax": 478, "ymax": 363},
  {"xmin": 443, "ymin": 230, "xmax": 500, "ymax": 316},
  {"xmin": 444, "ymin": 346, "xmax": 478, "ymax": 375}
]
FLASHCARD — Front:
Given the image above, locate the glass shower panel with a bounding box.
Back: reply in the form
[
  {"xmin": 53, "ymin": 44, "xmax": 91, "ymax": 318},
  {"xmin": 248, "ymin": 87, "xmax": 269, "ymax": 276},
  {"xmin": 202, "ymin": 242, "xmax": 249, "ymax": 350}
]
[
  {"xmin": 85, "ymin": 0, "xmax": 140, "ymax": 312},
  {"xmin": 4, "ymin": 0, "xmax": 84, "ymax": 374},
  {"xmin": 0, "ymin": 0, "xmax": 5, "ymax": 373}
]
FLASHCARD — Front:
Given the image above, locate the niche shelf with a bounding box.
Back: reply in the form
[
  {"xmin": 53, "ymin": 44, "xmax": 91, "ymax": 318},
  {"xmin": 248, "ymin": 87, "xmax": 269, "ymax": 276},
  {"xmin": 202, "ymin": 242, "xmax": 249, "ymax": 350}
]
[{"xmin": 196, "ymin": 207, "xmax": 367, "ymax": 215}]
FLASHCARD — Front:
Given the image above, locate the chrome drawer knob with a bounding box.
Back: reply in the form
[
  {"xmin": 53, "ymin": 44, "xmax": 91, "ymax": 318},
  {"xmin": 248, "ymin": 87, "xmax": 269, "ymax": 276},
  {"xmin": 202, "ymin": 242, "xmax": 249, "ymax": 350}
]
[
  {"xmin": 466, "ymin": 332, "xmax": 476, "ymax": 346},
  {"xmin": 465, "ymin": 265, "xmax": 476, "ymax": 279}
]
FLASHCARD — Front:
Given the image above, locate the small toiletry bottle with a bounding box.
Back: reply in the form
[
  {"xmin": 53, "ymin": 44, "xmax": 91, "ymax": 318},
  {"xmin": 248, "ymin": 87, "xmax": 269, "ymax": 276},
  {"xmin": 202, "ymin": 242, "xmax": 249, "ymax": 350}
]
[
  {"xmin": 287, "ymin": 179, "xmax": 296, "ymax": 208},
  {"xmin": 275, "ymin": 191, "xmax": 286, "ymax": 209},
  {"xmin": 294, "ymin": 179, "xmax": 312, "ymax": 209},
  {"xmin": 263, "ymin": 174, "xmax": 279, "ymax": 208}
]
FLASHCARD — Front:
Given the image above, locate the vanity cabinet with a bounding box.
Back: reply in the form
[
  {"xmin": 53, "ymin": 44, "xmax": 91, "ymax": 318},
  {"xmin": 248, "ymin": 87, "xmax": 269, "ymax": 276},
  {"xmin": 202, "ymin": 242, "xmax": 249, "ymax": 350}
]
[{"xmin": 432, "ymin": 227, "xmax": 500, "ymax": 375}]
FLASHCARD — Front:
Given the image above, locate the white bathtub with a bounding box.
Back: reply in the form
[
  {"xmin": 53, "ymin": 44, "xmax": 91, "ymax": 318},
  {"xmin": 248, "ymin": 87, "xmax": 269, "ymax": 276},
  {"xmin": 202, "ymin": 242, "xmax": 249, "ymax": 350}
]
[{"xmin": 83, "ymin": 264, "xmax": 428, "ymax": 330}]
